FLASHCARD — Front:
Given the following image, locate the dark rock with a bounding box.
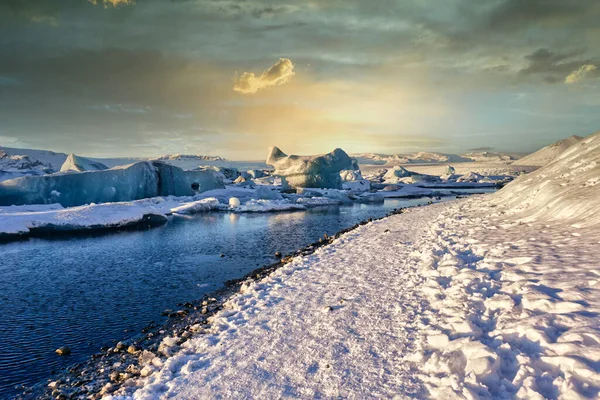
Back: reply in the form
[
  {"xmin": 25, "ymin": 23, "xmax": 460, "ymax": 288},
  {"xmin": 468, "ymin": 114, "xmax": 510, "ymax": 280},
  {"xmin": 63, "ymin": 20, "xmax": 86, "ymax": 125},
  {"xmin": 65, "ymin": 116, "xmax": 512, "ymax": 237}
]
[{"xmin": 55, "ymin": 346, "xmax": 71, "ymax": 356}]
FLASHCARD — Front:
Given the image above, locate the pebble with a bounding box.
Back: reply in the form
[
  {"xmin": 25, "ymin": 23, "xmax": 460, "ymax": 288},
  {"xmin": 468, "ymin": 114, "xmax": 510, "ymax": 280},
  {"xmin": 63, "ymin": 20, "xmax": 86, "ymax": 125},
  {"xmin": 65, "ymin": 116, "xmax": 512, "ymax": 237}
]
[{"xmin": 127, "ymin": 345, "xmax": 139, "ymax": 354}]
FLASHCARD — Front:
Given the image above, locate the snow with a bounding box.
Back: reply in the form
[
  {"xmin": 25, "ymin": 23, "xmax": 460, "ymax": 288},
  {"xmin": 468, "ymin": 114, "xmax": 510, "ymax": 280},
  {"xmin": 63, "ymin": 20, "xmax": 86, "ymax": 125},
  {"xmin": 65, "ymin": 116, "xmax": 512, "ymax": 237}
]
[
  {"xmin": 491, "ymin": 130, "xmax": 600, "ymax": 226},
  {"xmin": 0, "ymin": 202, "xmax": 166, "ymax": 236},
  {"xmin": 0, "ymin": 149, "xmax": 54, "ymax": 182},
  {"xmin": 100, "ymin": 135, "xmax": 600, "ymax": 399},
  {"xmin": 267, "ymin": 147, "xmax": 358, "ymax": 189},
  {"xmin": 514, "ymin": 135, "xmax": 584, "ymax": 167},
  {"xmin": 60, "ymin": 154, "xmax": 109, "ymax": 172}
]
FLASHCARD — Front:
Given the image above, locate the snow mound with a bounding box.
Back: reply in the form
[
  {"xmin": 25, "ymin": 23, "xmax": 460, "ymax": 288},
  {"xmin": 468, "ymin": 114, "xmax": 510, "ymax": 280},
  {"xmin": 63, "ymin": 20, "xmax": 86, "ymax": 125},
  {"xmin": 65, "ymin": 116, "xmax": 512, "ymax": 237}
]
[
  {"xmin": 492, "ymin": 131, "xmax": 600, "ymax": 226},
  {"xmin": 266, "ymin": 147, "xmax": 358, "ymax": 189},
  {"xmin": 60, "ymin": 153, "xmax": 109, "ymax": 172},
  {"xmin": 514, "ymin": 135, "xmax": 584, "ymax": 167}
]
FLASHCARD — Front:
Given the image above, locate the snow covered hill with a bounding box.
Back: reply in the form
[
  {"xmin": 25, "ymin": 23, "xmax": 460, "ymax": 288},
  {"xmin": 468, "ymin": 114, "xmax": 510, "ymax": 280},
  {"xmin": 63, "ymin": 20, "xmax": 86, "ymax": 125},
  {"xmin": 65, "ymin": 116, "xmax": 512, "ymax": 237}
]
[
  {"xmin": 492, "ymin": 131, "xmax": 600, "ymax": 226},
  {"xmin": 513, "ymin": 135, "xmax": 583, "ymax": 167}
]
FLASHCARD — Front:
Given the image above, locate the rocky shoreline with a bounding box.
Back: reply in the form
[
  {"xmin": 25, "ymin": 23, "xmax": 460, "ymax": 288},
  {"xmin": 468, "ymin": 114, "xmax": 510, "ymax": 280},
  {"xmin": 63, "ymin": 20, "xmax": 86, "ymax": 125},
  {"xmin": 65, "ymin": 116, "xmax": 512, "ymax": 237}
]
[{"xmin": 16, "ymin": 204, "xmax": 418, "ymax": 400}]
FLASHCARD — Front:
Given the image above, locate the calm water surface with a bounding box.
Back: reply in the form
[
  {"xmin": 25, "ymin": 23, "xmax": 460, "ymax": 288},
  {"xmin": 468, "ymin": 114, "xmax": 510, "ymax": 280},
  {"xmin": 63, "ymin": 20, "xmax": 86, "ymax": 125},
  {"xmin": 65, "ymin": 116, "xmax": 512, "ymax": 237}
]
[{"xmin": 0, "ymin": 194, "xmax": 491, "ymax": 398}]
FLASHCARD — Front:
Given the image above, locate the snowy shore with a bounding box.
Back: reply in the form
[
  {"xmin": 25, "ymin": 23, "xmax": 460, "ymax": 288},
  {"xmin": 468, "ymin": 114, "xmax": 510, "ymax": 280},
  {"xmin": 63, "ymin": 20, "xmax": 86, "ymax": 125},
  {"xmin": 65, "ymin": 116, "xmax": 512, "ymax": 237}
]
[{"xmin": 36, "ymin": 193, "xmax": 596, "ymax": 399}]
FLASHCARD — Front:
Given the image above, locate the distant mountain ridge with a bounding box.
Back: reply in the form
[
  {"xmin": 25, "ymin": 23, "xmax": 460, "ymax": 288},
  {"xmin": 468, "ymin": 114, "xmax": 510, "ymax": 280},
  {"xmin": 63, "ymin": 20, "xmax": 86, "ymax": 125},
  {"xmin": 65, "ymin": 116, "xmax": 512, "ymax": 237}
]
[
  {"xmin": 156, "ymin": 154, "xmax": 226, "ymax": 162},
  {"xmin": 351, "ymin": 151, "xmax": 517, "ymax": 165}
]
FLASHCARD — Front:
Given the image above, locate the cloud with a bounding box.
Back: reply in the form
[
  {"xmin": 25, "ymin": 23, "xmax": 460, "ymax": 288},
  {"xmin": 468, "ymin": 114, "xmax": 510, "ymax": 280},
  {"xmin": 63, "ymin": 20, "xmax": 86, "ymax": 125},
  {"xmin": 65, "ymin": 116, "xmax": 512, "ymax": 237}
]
[
  {"xmin": 565, "ymin": 64, "xmax": 598, "ymax": 84},
  {"xmin": 518, "ymin": 48, "xmax": 599, "ymax": 83},
  {"xmin": 88, "ymin": 0, "xmax": 134, "ymax": 7},
  {"xmin": 233, "ymin": 58, "xmax": 295, "ymax": 94}
]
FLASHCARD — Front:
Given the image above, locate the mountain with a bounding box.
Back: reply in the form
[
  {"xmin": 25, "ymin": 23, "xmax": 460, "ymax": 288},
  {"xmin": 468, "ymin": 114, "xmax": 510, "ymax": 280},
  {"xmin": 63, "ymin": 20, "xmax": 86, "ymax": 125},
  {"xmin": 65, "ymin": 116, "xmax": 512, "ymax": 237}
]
[
  {"xmin": 351, "ymin": 152, "xmax": 471, "ymax": 165},
  {"xmin": 513, "ymin": 135, "xmax": 584, "ymax": 167},
  {"xmin": 156, "ymin": 154, "xmax": 226, "ymax": 162}
]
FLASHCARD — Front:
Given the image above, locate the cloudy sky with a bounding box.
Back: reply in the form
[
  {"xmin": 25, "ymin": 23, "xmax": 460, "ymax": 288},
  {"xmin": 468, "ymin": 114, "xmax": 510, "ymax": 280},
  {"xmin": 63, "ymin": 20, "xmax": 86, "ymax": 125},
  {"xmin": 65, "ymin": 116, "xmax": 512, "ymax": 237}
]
[{"xmin": 1, "ymin": 0, "xmax": 599, "ymax": 159}]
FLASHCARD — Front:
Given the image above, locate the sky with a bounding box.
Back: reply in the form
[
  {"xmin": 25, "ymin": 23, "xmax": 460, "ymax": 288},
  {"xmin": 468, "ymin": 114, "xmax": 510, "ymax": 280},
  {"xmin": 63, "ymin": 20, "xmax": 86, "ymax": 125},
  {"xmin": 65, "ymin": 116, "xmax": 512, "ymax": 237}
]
[{"xmin": 0, "ymin": 0, "xmax": 599, "ymax": 160}]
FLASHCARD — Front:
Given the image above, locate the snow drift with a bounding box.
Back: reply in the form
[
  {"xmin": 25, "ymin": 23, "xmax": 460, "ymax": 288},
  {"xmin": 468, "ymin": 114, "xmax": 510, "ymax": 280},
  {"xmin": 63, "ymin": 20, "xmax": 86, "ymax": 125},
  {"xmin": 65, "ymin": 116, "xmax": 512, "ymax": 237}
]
[
  {"xmin": 513, "ymin": 135, "xmax": 583, "ymax": 167},
  {"xmin": 492, "ymin": 131, "xmax": 600, "ymax": 226}
]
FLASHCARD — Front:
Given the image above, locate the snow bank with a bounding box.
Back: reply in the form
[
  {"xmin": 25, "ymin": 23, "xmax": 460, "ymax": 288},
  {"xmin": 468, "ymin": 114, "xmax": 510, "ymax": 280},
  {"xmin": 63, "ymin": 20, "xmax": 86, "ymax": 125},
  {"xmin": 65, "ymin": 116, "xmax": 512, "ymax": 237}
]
[
  {"xmin": 514, "ymin": 135, "xmax": 583, "ymax": 167},
  {"xmin": 492, "ymin": 130, "xmax": 600, "ymax": 226}
]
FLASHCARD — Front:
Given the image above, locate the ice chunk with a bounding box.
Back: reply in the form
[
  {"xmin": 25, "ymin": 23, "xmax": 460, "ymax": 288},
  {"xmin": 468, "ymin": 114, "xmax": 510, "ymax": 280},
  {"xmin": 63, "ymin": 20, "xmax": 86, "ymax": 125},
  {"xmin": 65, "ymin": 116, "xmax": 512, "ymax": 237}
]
[
  {"xmin": 340, "ymin": 169, "xmax": 363, "ymax": 182},
  {"xmin": 256, "ymin": 185, "xmax": 283, "ymax": 200},
  {"xmin": 266, "ymin": 147, "xmax": 358, "ymax": 189},
  {"xmin": 60, "ymin": 154, "xmax": 108, "ymax": 172},
  {"xmin": 342, "ymin": 179, "xmax": 371, "ymax": 192},
  {"xmin": 383, "ymin": 166, "xmax": 412, "ymax": 181},
  {"xmin": 234, "ymin": 199, "xmax": 305, "ymax": 213},
  {"xmin": 0, "ymin": 161, "xmax": 224, "ymax": 207},
  {"xmin": 170, "ymin": 198, "xmax": 221, "ymax": 214}
]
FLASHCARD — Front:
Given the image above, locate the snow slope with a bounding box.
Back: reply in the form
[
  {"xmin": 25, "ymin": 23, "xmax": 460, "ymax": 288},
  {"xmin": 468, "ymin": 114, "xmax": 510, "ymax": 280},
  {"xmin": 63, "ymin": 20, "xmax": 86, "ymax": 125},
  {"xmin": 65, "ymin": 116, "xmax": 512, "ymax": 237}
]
[
  {"xmin": 491, "ymin": 131, "xmax": 600, "ymax": 226},
  {"xmin": 108, "ymin": 194, "xmax": 600, "ymax": 400},
  {"xmin": 513, "ymin": 135, "xmax": 584, "ymax": 167}
]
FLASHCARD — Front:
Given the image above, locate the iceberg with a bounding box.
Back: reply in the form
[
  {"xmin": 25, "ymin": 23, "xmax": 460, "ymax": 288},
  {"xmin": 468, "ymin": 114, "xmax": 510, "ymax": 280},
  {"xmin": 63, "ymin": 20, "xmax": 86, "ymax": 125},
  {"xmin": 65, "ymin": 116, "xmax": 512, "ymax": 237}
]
[
  {"xmin": 340, "ymin": 169, "xmax": 363, "ymax": 182},
  {"xmin": 0, "ymin": 161, "xmax": 223, "ymax": 207},
  {"xmin": 266, "ymin": 147, "xmax": 358, "ymax": 189},
  {"xmin": 60, "ymin": 154, "xmax": 109, "ymax": 172}
]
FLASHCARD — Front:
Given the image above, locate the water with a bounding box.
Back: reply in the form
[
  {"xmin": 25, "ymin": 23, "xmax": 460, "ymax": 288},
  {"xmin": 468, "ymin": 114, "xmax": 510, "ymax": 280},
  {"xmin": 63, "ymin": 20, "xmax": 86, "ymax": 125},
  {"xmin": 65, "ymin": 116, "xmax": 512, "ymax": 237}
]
[{"xmin": 0, "ymin": 195, "xmax": 484, "ymax": 397}]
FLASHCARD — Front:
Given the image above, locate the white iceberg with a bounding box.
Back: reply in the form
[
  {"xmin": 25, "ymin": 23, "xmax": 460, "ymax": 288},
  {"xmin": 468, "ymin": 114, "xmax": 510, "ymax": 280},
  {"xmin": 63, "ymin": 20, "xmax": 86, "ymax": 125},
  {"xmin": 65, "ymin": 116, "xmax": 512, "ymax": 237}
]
[{"xmin": 266, "ymin": 147, "xmax": 358, "ymax": 189}]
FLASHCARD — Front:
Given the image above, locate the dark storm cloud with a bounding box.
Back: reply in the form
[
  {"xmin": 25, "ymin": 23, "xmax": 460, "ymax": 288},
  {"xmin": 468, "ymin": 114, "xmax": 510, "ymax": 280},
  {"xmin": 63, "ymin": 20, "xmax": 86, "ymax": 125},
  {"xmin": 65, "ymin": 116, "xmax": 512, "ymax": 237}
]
[
  {"xmin": 519, "ymin": 48, "xmax": 599, "ymax": 83},
  {"xmin": 486, "ymin": 0, "xmax": 596, "ymax": 31}
]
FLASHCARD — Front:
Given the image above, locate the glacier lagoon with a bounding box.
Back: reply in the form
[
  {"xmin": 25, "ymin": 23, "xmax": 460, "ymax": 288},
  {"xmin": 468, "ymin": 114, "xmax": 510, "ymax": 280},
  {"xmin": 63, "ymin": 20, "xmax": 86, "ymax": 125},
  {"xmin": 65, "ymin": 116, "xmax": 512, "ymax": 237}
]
[{"xmin": 0, "ymin": 193, "xmax": 493, "ymax": 397}]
